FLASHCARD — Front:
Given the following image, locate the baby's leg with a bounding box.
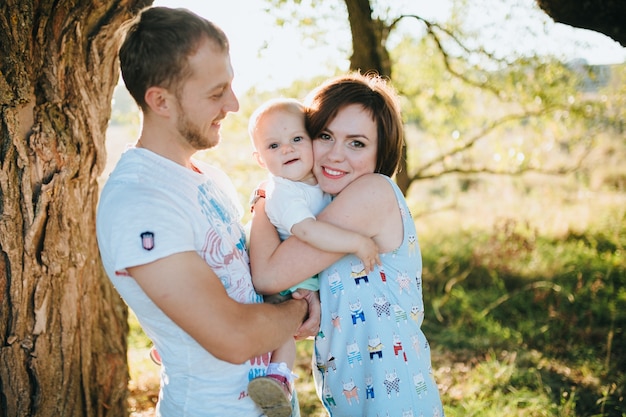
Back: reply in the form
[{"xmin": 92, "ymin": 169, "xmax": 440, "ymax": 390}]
[
  {"xmin": 269, "ymin": 338, "xmax": 296, "ymax": 372},
  {"xmin": 248, "ymin": 339, "xmax": 298, "ymax": 417}
]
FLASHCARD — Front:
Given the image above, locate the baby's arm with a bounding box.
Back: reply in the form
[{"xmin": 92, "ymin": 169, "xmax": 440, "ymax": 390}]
[{"xmin": 291, "ymin": 218, "xmax": 380, "ymax": 272}]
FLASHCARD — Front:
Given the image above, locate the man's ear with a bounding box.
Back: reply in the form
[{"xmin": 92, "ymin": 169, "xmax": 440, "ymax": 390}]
[
  {"xmin": 144, "ymin": 86, "xmax": 171, "ymax": 116},
  {"xmin": 253, "ymin": 151, "xmax": 266, "ymax": 168}
]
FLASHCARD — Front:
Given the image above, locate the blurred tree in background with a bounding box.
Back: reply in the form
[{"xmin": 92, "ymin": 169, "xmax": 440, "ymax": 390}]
[{"xmin": 261, "ymin": 0, "xmax": 623, "ymax": 198}]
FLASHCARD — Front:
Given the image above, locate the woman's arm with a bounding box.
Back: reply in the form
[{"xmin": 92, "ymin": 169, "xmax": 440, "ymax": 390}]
[{"xmin": 249, "ymin": 173, "xmax": 398, "ymax": 294}]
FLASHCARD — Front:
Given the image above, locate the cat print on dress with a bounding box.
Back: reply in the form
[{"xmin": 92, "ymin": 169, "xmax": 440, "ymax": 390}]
[
  {"xmin": 346, "ymin": 339, "xmax": 363, "ymax": 367},
  {"xmin": 396, "ymin": 271, "xmax": 411, "ymax": 294},
  {"xmin": 351, "ymin": 261, "xmax": 370, "ymax": 287},
  {"xmin": 367, "ymin": 334, "xmax": 384, "ymax": 361},
  {"xmin": 327, "ymin": 269, "xmax": 345, "ymax": 296},
  {"xmin": 323, "ymin": 384, "xmax": 336, "ymax": 407},
  {"xmin": 349, "ymin": 299, "xmax": 366, "ymax": 326},
  {"xmin": 392, "ymin": 304, "xmax": 408, "ymax": 326},
  {"xmin": 410, "ymin": 304, "xmax": 424, "ymax": 326},
  {"xmin": 365, "ymin": 374, "xmax": 375, "ymax": 400},
  {"xmin": 342, "ymin": 379, "xmax": 360, "ymax": 405},
  {"xmin": 383, "ymin": 369, "xmax": 401, "ymax": 398},
  {"xmin": 408, "ymin": 233, "xmax": 417, "ymax": 256},
  {"xmin": 413, "ymin": 371, "xmax": 428, "ymax": 398},
  {"xmin": 373, "ymin": 294, "xmax": 392, "ymax": 320},
  {"xmin": 393, "ymin": 333, "xmax": 408, "ymax": 363},
  {"xmin": 331, "ymin": 311, "xmax": 342, "ymax": 332}
]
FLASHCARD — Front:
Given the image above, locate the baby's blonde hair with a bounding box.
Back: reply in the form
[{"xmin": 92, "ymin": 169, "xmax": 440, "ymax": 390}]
[{"xmin": 248, "ymin": 98, "xmax": 305, "ymax": 150}]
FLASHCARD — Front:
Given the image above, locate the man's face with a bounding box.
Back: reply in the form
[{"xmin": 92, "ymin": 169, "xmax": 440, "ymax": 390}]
[{"xmin": 174, "ymin": 39, "xmax": 239, "ymax": 150}]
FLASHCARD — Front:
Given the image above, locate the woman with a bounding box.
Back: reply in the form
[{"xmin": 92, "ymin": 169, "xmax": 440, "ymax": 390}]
[{"xmin": 250, "ymin": 72, "xmax": 444, "ymax": 416}]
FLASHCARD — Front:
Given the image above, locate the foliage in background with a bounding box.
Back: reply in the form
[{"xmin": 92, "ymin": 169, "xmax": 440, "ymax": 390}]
[{"xmin": 262, "ymin": 0, "xmax": 623, "ymax": 197}]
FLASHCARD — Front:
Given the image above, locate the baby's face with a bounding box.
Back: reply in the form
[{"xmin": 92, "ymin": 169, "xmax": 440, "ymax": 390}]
[{"xmin": 253, "ymin": 110, "xmax": 316, "ymax": 184}]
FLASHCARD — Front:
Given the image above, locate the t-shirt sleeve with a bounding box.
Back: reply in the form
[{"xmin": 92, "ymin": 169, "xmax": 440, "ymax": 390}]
[{"xmin": 97, "ymin": 184, "xmax": 195, "ymax": 275}]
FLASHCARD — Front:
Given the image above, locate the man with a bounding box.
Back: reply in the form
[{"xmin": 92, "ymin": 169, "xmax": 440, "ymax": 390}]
[{"xmin": 96, "ymin": 7, "xmax": 317, "ymax": 417}]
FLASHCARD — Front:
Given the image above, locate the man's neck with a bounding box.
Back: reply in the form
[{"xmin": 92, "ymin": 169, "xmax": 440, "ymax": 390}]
[{"xmin": 137, "ymin": 124, "xmax": 196, "ymax": 170}]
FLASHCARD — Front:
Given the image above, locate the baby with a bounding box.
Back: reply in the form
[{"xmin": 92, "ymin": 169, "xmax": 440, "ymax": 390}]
[{"xmin": 246, "ymin": 97, "xmax": 380, "ymax": 417}]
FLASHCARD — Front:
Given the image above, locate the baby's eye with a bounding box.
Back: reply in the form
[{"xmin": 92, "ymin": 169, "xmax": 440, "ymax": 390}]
[
  {"xmin": 293, "ymin": 136, "xmax": 304, "ymax": 143},
  {"xmin": 269, "ymin": 143, "xmax": 279, "ymax": 150}
]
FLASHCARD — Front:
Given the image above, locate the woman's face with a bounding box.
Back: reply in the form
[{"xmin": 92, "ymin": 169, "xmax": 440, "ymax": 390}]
[{"xmin": 312, "ymin": 104, "xmax": 378, "ymax": 195}]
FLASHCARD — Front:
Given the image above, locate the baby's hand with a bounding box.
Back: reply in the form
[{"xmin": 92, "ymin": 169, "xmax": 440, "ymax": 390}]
[{"xmin": 356, "ymin": 236, "xmax": 381, "ymax": 273}]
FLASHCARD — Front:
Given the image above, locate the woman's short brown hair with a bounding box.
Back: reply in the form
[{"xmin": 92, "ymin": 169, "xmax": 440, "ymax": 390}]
[{"xmin": 304, "ymin": 72, "xmax": 404, "ymax": 177}]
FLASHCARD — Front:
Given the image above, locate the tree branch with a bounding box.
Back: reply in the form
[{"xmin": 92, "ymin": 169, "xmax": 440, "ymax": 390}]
[
  {"xmin": 410, "ymin": 107, "xmax": 592, "ymax": 183},
  {"xmin": 397, "ymin": 14, "xmax": 509, "ymax": 97}
]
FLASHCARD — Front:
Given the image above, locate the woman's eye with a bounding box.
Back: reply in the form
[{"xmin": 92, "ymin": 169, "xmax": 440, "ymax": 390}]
[
  {"xmin": 319, "ymin": 133, "xmax": 332, "ymax": 141},
  {"xmin": 351, "ymin": 140, "xmax": 365, "ymax": 148}
]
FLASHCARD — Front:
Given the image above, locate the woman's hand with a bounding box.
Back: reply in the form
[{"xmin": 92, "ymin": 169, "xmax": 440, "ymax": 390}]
[{"xmin": 291, "ymin": 289, "xmax": 320, "ymax": 340}]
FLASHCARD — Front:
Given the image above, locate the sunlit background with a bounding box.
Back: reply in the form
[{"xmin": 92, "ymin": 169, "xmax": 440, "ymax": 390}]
[{"xmin": 152, "ymin": 0, "xmax": 625, "ymax": 93}]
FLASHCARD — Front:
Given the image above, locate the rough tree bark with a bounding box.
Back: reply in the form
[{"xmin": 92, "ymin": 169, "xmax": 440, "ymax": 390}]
[
  {"xmin": 536, "ymin": 0, "xmax": 626, "ymax": 47},
  {"xmin": 0, "ymin": 1, "xmax": 150, "ymax": 416}
]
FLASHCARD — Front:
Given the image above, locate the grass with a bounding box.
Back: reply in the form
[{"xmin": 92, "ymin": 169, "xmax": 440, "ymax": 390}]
[
  {"xmin": 418, "ymin": 207, "xmax": 626, "ymax": 417},
  {"xmin": 127, "ymin": 313, "xmax": 158, "ymax": 417}
]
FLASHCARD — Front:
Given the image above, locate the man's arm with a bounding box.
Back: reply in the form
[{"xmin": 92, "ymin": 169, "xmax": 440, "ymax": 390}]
[
  {"xmin": 291, "ymin": 218, "xmax": 381, "ymax": 273},
  {"xmin": 128, "ymin": 250, "xmax": 308, "ymax": 364}
]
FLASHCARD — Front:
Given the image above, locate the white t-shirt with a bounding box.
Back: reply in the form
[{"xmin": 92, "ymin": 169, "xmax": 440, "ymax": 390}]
[
  {"xmin": 97, "ymin": 148, "xmax": 267, "ymax": 417},
  {"xmin": 264, "ymin": 174, "xmax": 332, "ymax": 241}
]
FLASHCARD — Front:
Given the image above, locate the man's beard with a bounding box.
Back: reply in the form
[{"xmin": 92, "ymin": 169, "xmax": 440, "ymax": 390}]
[{"xmin": 175, "ymin": 102, "xmax": 219, "ymax": 151}]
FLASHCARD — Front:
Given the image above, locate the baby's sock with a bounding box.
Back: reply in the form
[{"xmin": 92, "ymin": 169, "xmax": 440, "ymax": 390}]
[{"xmin": 267, "ymin": 362, "xmax": 297, "ymax": 384}]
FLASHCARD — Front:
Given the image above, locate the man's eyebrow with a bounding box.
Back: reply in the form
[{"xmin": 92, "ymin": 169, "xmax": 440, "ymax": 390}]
[{"xmin": 205, "ymin": 81, "xmax": 230, "ymax": 93}]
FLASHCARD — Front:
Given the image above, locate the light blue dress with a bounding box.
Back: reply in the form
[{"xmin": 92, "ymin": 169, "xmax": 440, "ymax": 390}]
[{"xmin": 313, "ymin": 176, "xmax": 444, "ymax": 417}]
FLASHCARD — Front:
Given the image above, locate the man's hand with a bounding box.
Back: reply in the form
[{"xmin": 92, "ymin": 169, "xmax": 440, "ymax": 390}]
[{"xmin": 291, "ymin": 289, "xmax": 320, "ymax": 340}]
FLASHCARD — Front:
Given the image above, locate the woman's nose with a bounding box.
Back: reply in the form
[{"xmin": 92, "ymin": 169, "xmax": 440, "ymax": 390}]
[{"xmin": 326, "ymin": 142, "xmax": 344, "ymax": 161}]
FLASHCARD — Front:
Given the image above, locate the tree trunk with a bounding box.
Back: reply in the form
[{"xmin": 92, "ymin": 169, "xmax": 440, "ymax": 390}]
[
  {"xmin": 344, "ymin": 0, "xmax": 391, "ymax": 78},
  {"xmin": 0, "ymin": 1, "xmax": 150, "ymax": 416},
  {"xmin": 344, "ymin": 0, "xmax": 409, "ymax": 194}
]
